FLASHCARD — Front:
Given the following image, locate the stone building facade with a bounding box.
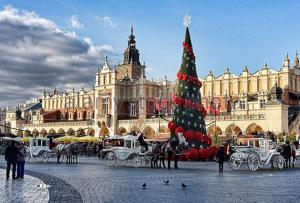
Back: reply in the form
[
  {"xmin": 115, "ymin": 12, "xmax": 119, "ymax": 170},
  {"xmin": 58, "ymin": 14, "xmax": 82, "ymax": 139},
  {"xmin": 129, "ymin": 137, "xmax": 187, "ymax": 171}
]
[
  {"xmin": 200, "ymin": 53, "xmax": 300, "ymax": 137},
  {"xmin": 20, "ymin": 27, "xmax": 300, "ymax": 138},
  {"xmin": 22, "ymin": 27, "xmax": 174, "ymax": 138}
]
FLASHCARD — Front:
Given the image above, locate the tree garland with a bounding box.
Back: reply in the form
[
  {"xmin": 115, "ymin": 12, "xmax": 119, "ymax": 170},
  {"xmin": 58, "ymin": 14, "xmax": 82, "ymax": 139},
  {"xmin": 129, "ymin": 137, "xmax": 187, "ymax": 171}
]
[
  {"xmin": 172, "ymin": 95, "xmax": 207, "ymax": 116},
  {"xmin": 183, "ymin": 41, "xmax": 195, "ymax": 60},
  {"xmin": 176, "ymin": 71, "xmax": 202, "ymax": 88}
]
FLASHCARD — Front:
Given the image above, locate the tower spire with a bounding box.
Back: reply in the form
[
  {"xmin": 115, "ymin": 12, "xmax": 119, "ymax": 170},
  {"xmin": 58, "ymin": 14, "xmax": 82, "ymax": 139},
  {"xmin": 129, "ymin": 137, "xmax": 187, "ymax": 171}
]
[
  {"xmin": 123, "ymin": 25, "xmax": 140, "ymax": 65},
  {"xmin": 294, "ymin": 51, "xmax": 299, "ymax": 68},
  {"xmin": 282, "ymin": 52, "xmax": 290, "ymax": 69}
]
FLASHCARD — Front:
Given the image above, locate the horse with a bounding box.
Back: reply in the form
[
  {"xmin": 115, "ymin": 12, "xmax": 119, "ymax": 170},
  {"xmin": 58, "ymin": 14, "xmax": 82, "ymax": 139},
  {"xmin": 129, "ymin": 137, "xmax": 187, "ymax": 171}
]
[
  {"xmin": 151, "ymin": 133, "xmax": 189, "ymax": 169},
  {"xmin": 150, "ymin": 142, "xmax": 166, "ymax": 168},
  {"xmin": 56, "ymin": 143, "xmax": 80, "ymax": 164}
]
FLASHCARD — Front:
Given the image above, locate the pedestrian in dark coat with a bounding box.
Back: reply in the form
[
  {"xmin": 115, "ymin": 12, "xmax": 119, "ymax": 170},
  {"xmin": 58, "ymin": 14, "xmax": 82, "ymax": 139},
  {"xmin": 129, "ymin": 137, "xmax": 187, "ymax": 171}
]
[
  {"xmin": 17, "ymin": 143, "xmax": 26, "ymax": 178},
  {"xmin": 216, "ymin": 145, "xmax": 225, "ymax": 172},
  {"xmin": 5, "ymin": 141, "xmax": 19, "ymax": 180},
  {"xmin": 282, "ymin": 141, "xmax": 292, "ymax": 168}
]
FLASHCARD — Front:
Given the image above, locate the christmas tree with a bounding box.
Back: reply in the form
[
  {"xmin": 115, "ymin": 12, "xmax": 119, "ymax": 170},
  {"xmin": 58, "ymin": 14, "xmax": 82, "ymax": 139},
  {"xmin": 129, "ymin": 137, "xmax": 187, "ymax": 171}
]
[{"xmin": 168, "ymin": 25, "xmax": 208, "ymax": 149}]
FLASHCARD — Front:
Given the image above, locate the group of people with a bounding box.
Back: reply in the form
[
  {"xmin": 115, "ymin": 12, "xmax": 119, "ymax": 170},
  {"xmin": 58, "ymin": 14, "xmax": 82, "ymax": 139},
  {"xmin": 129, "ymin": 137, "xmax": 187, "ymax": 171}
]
[
  {"xmin": 280, "ymin": 141, "xmax": 297, "ymax": 168},
  {"xmin": 5, "ymin": 140, "xmax": 26, "ymax": 180}
]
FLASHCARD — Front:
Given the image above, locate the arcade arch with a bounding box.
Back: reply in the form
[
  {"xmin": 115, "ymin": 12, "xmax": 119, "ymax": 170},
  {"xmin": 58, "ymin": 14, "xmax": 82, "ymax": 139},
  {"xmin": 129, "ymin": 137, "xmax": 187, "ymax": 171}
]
[
  {"xmin": 142, "ymin": 126, "xmax": 156, "ymax": 138},
  {"xmin": 207, "ymin": 125, "xmax": 222, "ymax": 136},
  {"xmin": 246, "ymin": 123, "xmax": 263, "ymax": 135},
  {"xmin": 225, "ymin": 124, "xmax": 242, "ymax": 136}
]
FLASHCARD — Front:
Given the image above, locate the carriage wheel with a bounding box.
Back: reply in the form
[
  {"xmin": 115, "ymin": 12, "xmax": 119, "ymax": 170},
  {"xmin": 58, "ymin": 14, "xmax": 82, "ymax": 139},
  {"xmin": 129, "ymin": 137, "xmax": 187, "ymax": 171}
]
[
  {"xmin": 24, "ymin": 147, "xmax": 31, "ymax": 162},
  {"xmin": 276, "ymin": 155, "xmax": 284, "ymax": 169},
  {"xmin": 117, "ymin": 159, "xmax": 128, "ymax": 166},
  {"xmin": 229, "ymin": 153, "xmax": 242, "ymax": 171},
  {"xmin": 42, "ymin": 152, "xmax": 49, "ymax": 163},
  {"xmin": 105, "ymin": 152, "xmax": 116, "ymax": 167},
  {"xmin": 143, "ymin": 157, "xmax": 151, "ymax": 167},
  {"xmin": 247, "ymin": 152, "xmax": 260, "ymax": 171},
  {"xmin": 37, "ymin": 151, "xmax": 45, "ymax": 162},
  {"xmin": 133, "ymin": 156, "xmax": 142, "ymax": 168}
]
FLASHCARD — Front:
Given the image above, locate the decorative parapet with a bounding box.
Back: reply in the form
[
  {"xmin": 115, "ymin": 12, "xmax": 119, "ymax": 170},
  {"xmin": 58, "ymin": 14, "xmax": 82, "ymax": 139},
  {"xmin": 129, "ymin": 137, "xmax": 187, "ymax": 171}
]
[
  {"xmin": 118, "ymin": 117, "xmax": 172, "ymax": 125},
  {"xmin": 22, "ymin": 120, "xmax": 94, "ymax": 128},
  {"xmin": 118, "ymin": 114, "xmax": 265, "ymax": 125},
  {"xmin": 205, "ymin": 113, "xmax": 265, "ymax": 121}
]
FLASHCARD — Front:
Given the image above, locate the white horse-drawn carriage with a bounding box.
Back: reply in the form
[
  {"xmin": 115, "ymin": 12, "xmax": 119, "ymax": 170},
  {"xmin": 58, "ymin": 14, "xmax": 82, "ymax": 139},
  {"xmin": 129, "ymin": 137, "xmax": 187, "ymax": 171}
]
[
  {"xmin": 104, "ymin": 135, "xmax": 153, "ymax": 167},
  {"xmin": 229, "ymin": 138, "xmax": 285, "ymax": 171},
  {"xmin": 24, "ymin": 137, "xmax": 54, "ymax": 162}
]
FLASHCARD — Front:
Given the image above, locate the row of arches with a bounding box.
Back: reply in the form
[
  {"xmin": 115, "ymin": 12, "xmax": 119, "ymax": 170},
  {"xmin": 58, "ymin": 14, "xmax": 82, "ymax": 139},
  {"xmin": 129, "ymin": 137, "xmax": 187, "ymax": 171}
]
[
  {"xmin": 19, "ymin": 128, "xmax": 96, "ymax": 137},
  {"xmin": 117, "ymin": 125, "xmax": 170, "ymax": 137},
  {"xmin": 207, "ymin": 123, "xmax": 263, "ymax": 136},
  {"xmin": 117, "ymin": 123, "xmax": 264, "ymax": 138}
]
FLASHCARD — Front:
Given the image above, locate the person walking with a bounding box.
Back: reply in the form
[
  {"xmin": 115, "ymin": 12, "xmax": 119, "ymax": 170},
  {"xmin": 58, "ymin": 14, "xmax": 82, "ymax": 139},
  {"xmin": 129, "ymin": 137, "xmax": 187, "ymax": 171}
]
[
  {"xmin": 5, "ymin": 140, "xmax": 19, "ymax": 180},
  {"xmin": 216, "ymin": 145, "xmax": 225, "ymax": 172},
  {"xmin": 17, "ymin": 143, "xmax": 26, "ymax": 179},
  {"xmin": 291, "ymin": 143, "xmax": 296, "ymax": 168},
  {"xmin": 283, "ymin": 141, "xmax": 292, "ymax": 168}
]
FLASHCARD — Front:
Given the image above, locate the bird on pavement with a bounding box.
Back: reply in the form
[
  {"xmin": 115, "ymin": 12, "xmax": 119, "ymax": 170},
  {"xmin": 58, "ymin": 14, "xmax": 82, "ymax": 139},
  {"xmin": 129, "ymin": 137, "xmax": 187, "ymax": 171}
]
[
  {"xmin": 163, "ymin": 180, "xmax": 169, "ymax": 185},
  {"xmin": 142, "ymin": 183, "xmax": 147, "ymax": 189},
  {"xmin": 182, "ymin": 182, "xmax": 187, "ymax": 189}
]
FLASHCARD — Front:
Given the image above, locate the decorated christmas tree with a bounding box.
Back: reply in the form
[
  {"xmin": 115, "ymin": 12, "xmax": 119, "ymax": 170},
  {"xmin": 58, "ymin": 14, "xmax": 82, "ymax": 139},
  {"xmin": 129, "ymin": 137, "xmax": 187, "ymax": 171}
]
[{"xmin": 168, "ymin": 19, "xmax": 210, "ymax": 149}]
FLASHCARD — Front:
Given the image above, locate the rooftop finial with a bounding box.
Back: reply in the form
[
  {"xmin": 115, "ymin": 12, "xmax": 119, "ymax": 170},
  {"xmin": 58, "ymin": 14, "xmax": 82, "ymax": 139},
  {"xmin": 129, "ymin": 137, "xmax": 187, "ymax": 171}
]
[
  {"xmin": 294, "ymin": 50, "xmax": 299, "ymax": 68},
  {"xmin": 263, "ymin": 62, "xmax": 268, "ymax": 69},
  {"xmin": 225, "ymin": 67, "xmax": 230, "ymax": 73},
  {"xmin": 131, "ymin": 24, "xmax": 134, "ymax": 35}
]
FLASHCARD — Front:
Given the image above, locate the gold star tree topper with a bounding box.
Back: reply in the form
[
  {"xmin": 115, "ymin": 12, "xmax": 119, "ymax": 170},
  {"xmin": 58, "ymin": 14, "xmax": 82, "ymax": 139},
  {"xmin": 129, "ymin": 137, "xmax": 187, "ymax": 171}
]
[{"xmin": 183, "ymin": 14, "xmax": 191, "ymax": 27}]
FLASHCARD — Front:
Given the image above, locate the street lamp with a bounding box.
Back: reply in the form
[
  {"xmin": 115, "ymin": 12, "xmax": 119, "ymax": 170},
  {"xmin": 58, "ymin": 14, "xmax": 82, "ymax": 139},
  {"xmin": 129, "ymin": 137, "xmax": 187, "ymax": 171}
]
[
  {"xmin": 210, "ymin": 96, "xmax": 221, "ymax": 138},
  {"xmin": 158, "ymin": 89, "xmax": 162, "ymax": 133}
]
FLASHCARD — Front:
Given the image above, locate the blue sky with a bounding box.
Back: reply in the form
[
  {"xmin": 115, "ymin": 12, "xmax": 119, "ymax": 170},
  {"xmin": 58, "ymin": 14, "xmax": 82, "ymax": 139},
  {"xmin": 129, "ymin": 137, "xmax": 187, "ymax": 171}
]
[
  {"xmin": 1, "ymin": 0, "xmax": 300, "ymax": 78},
  {"xmin": 0, "ymin": 0, "xmax": 300, "ymax": 107}
]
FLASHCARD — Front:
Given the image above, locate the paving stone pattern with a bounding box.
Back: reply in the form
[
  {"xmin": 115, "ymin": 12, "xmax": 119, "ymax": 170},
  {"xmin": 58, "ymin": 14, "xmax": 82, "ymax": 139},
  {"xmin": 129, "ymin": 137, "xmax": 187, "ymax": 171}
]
[
  {"xmin": 0, "ymin": 169, "xmax": 49, "ymax": 203},
  {"xmin": 2, "ymin": 156, "xmax": 300, "ymax": 203}
]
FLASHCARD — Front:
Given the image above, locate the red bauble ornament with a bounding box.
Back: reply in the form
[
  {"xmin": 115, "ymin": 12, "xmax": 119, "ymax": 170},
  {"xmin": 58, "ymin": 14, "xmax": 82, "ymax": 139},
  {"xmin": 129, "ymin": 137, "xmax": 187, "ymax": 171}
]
[
  {"xmin": 194, "ymin": 103, "xmax": 199, "ymax": 111},
  {"xmin": 186, "ymin": 148, "xmax": 198, "ymax": 161},
  {"xmin": 198, "ymin": 80, "xmax": 202, "ymax": 88},
  {"xmin": 173, "ymin": 96, "xmax": 179, "ymax": 105},
  {"xmin": 178, "ymin": 98, "xmax": 185, "ymax": 106},
  {"xmin": 194, "ymin": 131, "xmax": 203, "ymax": 142},
  {"xmin": 184, "ymin": 130, "xmax": 194, "ymax": 141},
  {"xmin": 182, "ymin": 74, "xmax": 188, "ymax": 81},
  {"xmin": 168, "ymin": 121, "xmax": 177, "ymax": 133},
  {"xmin": 198, "ymin": 149, "xmax": 205, "ymax": 160},
  {"xmin": 175, "ymin": 127, "xmax": 185, "ymax": 135},
  {"xmin": 187, "ymin": 100, "xmax": 193, "ymax": 108},
  {"xmin": 203, "ymin": 135, "xmax": 212, "ymax": 146},
  {"xmin": 201, "ymin": 106, "xmax": 207, "ymax": 117}
]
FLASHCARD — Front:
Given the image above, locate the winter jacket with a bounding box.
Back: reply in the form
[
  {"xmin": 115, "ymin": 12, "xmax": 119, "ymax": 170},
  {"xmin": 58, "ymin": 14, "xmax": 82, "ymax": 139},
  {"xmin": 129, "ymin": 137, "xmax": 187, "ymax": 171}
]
[{"xmin": 5, "ymin": 145, "xmax": 19, "ymax": 163}]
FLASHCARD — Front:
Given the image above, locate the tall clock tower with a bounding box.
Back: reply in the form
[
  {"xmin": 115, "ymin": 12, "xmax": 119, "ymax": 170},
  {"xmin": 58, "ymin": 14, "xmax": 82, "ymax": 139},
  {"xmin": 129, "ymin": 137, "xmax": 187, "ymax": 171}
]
[{"xmin": 116, "ymin": 25, "xmax": 146, "ymax": 80}]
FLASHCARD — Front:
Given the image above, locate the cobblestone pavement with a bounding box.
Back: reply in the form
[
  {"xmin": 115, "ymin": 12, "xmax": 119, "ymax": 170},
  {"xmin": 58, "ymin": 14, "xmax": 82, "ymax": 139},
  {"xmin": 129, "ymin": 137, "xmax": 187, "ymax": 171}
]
[
  {"xmin": 1, "ymin": 156, "xmax": 300, "ymax": 203},
  {"xmin": 0, "ymin": 169, "xmax": 49, "ymax": 203}
]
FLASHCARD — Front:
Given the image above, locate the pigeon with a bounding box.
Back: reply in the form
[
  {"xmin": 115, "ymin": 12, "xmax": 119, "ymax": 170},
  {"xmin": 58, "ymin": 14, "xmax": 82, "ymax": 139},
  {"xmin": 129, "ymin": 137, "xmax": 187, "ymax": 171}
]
[
  {"xmin": 163, "ymin": 180, "xmax": 169, "ymax": 185},
  {"xmin": 182, "ymin": 182, "xmax": 187, "ymax": 189},
  {"xmin": 142, "ymin": 183, "xmax": 147, "ymax": 189}
]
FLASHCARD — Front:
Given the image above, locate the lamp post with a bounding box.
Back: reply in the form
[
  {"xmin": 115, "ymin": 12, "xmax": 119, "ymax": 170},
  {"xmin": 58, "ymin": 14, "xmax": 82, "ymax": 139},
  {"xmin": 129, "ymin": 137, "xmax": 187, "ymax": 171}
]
[
  {"xmin": 158, "ymin": 89, "xmax": 162, "ymax": 133},
  {"xmin": 211, "ymin": 96, "xmax": 221, "ymax": 138},
  {"xmin": 232, "ymin": 105, "xmax": 235, "ymax": 144}
]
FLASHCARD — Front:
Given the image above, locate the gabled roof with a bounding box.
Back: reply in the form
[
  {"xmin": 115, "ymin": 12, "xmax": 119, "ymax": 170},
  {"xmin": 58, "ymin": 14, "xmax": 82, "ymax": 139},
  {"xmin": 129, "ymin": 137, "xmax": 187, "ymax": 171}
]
[{"xmin": 252, "ymin": 68, "xmax": 279, "ymax": 76}]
